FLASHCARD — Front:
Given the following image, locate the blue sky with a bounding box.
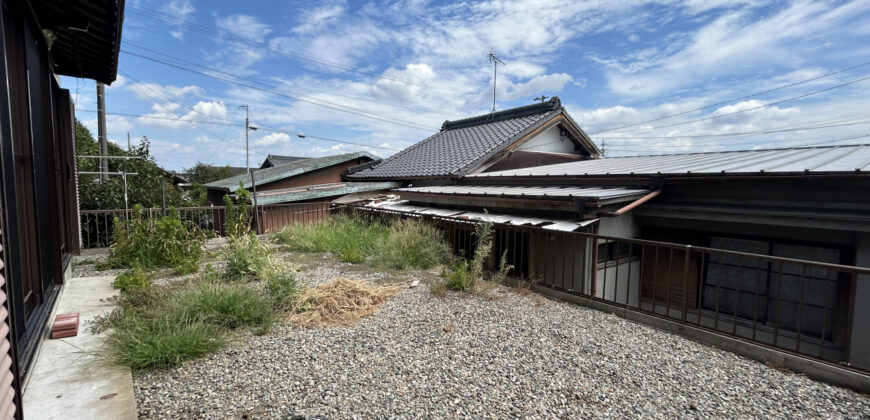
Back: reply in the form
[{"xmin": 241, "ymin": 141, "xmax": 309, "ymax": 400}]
[{"xmin": 65, "ymin": 0, "xmax": 870, "ymax": 170}]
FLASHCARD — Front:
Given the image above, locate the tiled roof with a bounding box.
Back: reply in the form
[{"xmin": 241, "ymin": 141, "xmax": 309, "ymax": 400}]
[
  {"xmin": 346, "ymin": 98, "xmax": 574, "ymax": 180},
  {"xmin": 205, "ymin": 152, "xmax": 378, "ymax": 191},
  {"xmin": 261, "ymin": 154, "xmax": 309, "ymax": 168},
  {"xmin": 468, "ymin": 144, "xmax": 870, "ymax": 178}
]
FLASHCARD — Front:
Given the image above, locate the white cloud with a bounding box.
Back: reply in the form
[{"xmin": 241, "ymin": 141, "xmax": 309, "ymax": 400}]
[
  {"xmin": 255, "ymin": 132, "xmax": 291, "ymax": 146},
  {"xmin": 293, "ymin": 4, "xmax": 345, "ymax": 34},
  {"xmin": 216, "ymin": 14, "xmax": 272, "ymax": 42},
  {"xmin": 601, "ymin": 1, "xmax": 870, "ymax": 98},
  {"xmin": 164, "ymin": 0, "xmax": 195, "ymax": 39},
  {"xmin": 184, "ymin": 101, "xmax": 227, "ymax": 121},
  {"xmin": 127, "ymin": 82, "xmax": 203, "ymax": 100}
]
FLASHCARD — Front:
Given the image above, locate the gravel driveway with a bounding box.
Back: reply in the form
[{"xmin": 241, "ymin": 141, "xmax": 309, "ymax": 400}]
[{"xmin": 132, "ymin": 254, "xmax": 870, "ymax": 419}]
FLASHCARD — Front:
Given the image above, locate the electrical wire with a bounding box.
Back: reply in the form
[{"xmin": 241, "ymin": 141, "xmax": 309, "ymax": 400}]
[
  {"xmin": 121, "ymin": 50, "xmax": 437, "ymax": 132},
  {"xmin": 590, "ymin": 59, "xmax": 870, "ymax": 134},
  {"xmin": 593, "ymin": 73, "xmax": 870, "ymax": 135},
  {"xmin": 125, "ymin": 5, "xmax": 467, "ymax": 94},
  {"xmin": 76, "ymin": 109, "xmax": 401, "ymax": 152}
]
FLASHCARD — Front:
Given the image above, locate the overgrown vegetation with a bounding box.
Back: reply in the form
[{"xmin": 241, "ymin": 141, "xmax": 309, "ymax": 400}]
[
  {"xmin": 436, "ymin": 218, "xmax": 496, "ymax": 293},
  {"xmin": 223, "ymin": 186, "xmax": 252, "ymax": 238},
  {"xmin": 75, "ymin": 120, "xmax": 202, "ymax": 210},
  {"xmin": 112, "ymin": 267, "xmax": 152, "ymax": 292},
  {"xmin": 274, "ymin": 213, "xmax": 449, "ymax": 268},
  {"xmin": 102, "ymin": 195, "xmax": 302, "ymax": 370},
  {"xmin": 105, "ymin": 206, "xmax": 206, "ymax": 274}
]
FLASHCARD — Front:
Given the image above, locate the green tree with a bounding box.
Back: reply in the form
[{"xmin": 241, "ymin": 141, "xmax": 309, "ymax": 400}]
[
  {"xmin": 75, "ymin": 120, "xmax": 203, "ymax": 210},
  {"xmin": 183, "ymin": 162, "xmax": 240, "ymax": 185}
]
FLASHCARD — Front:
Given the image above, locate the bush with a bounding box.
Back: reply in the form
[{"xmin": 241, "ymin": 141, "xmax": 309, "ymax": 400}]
[
  {"xmin": 441, "ymin": 259, "xmax": 475, "ymax": 291},
  {"xmin": 371, "ymin": 218, "xmax": 450, "ymax": 269},
  {"xmin": 274, "ymin": 214, "xmax": 450, "ymax": 269},
  {"xmin": 224, "ymin": 186, "xmax": 252, "ymax": 237},
  {"xmin": 434, "ymin": 218, "xmax": 495, "ymax": 294},
  {"xmin": 107, "ymin": 206, "xmax": 206, "ymax": 274},
  {"xmin": 112, "ymin": 267, "xmax": 152, "ymax": 292},
  {"xmin": 222, "ymin": 234, "xmax": 274, "ymax": 282}
]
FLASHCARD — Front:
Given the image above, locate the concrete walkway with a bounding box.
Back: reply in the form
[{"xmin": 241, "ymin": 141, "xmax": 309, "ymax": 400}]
[{"xmin": 23, "ymin": 276, "xmax": 136, "ymax": 420}]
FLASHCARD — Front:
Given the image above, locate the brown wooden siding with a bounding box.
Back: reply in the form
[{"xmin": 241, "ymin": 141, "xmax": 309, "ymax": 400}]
[{"xmin": 258, "ymin": 158, "xmax": 369, "ymax": 192}]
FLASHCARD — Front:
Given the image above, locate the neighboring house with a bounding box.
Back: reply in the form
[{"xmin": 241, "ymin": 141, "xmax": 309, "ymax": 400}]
[
  {"xmin": 366, "ymin": 144, "xmax": 870, "ymax": 379},
  {"xmin": 345, "ymin": 97, "xmax": 600, "ymax": 183},
  {"xmin": 260, "ymin": 154, "xmax": 309, "ymax": 169},
  {"xmin": 0, "ymin": 1, "xmax": 125, "ymax": 418},
  {"xmin": 204, "ymin": 152, "xmax": 387, "ymax": 206}
]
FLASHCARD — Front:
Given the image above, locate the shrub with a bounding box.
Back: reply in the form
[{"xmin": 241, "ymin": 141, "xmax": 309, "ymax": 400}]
[
  {"xmin": 434, "ymin": 218, "xmax": 495, "ymax": 294},
  {"xmin": 491, "ymin": 249, "xmax": 515, "ymax": 285},
  {"xmin": 470, "ymin": 218, "xmax": 494, "ymax": 281},
  {"xmin": 222, "ymin": 234, "xmax": 274, "ymax": 282},
  {"xmin": 371, "ymin": 218, "xmax": 450, "ymax": 269},
  {"xmin": 107, "ymin": 206, "xmax": 206, "ymax": 274},
  {"xmin": 224, "ymin": 186, "xmax": 252, "ymax": 237},
  {"xmin": 112, "ymin": 267, "xmax": 152, "ymax": 292},
  {"xmin": 441, "ymin": 259, "xmax": 475, "ymax": 291}
]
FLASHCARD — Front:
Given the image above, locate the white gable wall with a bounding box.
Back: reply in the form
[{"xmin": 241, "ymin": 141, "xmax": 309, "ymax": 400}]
[{"xmin": 516, "ymin": 124, "xmax": 576, "ymax": 154}]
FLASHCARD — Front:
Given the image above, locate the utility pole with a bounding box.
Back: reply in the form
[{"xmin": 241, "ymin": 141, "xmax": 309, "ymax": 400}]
[
  {"xmin": 488, "ymin": 49, "xmax": 505, "ymax": 112},
  {"xmin": 127, "ymin": 132, "xmax": 131, "ymax": 151},
  {"xmin": 240, "ymin": 105, "xmax": 261, "ymax": 232},
  {"xmin": 97, "ymin": 83, "xmax": 108, "ymax": 182}
]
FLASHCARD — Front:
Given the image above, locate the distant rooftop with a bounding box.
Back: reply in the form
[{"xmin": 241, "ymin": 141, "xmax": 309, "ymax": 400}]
[
  {"xmin": 347, "ymin": 97, "xmax": 599, "ymax": 180},
  {"xmin": 205, "ymin": 152, "xmax": 378, "ymax": 191},
  {"xmin": 260, "ymin": 154, "xmax": 310, "ymax": 169},
  {"xmin": 468, "ymin": 144, "xmax": 870, "ymax": 178}
]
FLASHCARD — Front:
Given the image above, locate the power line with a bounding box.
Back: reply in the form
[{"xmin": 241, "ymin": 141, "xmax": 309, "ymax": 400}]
[
  {"xmin": 594, "ymin": 119, "xmax": 870, "ymax": 141},
  {"xmin": 76, "ymin": 109, "xmax": 402, "ymax": 152},
  {"xmin": 590, "ymin": 59, "xmax": 870, "ymax": 135},
  {"xmin": 125, "ymin": 5, "xmax": 467, "ymax": 94},
  {"xmin": 123, "ymin": 41, "xmax": 453, "ymax": 117},
  {"xmin": 593, "ymin": 73, "xmax": 870, "ymax": 135},
  {"xmin": 605, "ymin": 133, "xmax": 870, "ymax": 154},
  {"xmin": 121, "ymin": 50, "xmax": 437, "ymax": 132}
]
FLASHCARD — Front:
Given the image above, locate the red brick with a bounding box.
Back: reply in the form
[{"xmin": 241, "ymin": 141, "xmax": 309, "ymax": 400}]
[{"xmin": 51, "ymin": 327, "xmax": 78, "ymax": 339}]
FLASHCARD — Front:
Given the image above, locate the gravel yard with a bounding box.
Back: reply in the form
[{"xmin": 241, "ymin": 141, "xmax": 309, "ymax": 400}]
[
  {"xmin": 75, "ymin": 249, "xmax": 869, "ymax": 418},
  {"xmin": 103, "ymin": 250, "xmax": 868, "ymax": 420}
]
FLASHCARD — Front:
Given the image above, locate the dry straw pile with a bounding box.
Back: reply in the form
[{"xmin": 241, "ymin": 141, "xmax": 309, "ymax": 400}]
[{"xmin": 290, "ymin": 278, "xmax": 402, "ymax": 326}]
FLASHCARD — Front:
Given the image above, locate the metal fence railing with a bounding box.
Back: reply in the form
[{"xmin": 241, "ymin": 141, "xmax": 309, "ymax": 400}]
[
  {"xmin": 347, "ymin": 204, "xmax": 870, "ymax": 374},
  {"xmin": 79, "ymin": 203, "xmax": 333, "ymax": 249}
]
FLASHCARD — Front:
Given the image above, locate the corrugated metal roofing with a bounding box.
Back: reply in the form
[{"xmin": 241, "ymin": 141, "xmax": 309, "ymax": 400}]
[
  {"xmin": 468, "ymin": 144, "xmax": 870, "ymax": 178},
  {"xmin": 205, "ymin": 152, "xmax": 378, "ymax": 191},
  {"xmin": 346, "ymin": 98, "xmax": 569, "ymax": 180},
  {"xmin": 254, "ymin": 181, "xmax": 400, "ymax": 205},
  {"xmin": 397, "ymin": 185, "xmax": 650, "ymax": 200},
  {"xmin": 364, "ymin": 200, "xmax": 597, "ymax": 232}
]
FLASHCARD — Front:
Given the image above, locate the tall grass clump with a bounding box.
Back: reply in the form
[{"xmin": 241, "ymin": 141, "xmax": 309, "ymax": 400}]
[
  {"xmin": 273, "ymin": 214, "xmax": 389, "ymax": 263},
  {"xmin": 371, "ymin": 218, "xmax": 451, "ymax": 269},
  {"xmin": 222, "ymin": 234, "xmax": 275, "ymax": 281},
  {"xmin": 274, "ymin": 213, "xmax": 450, "ymax": 269},
  {"xmin": 107, "ymin": 206, "xmax": 206, "ymax": 274}
]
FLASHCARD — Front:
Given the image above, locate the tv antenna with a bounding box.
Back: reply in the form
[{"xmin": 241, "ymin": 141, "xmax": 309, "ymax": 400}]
[
  {"xmin": 534, "ymin": 95, "xmax": 550, "ymax": 103},
  {"xmin": 488, "ymin": 49, "xmax": 505, "ymax": 112}
]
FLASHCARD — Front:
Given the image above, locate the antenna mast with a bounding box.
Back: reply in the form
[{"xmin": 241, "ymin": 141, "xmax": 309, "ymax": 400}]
[{"xmin": 488, "ymin": 49, "xmax": 505, "ymax": 112}]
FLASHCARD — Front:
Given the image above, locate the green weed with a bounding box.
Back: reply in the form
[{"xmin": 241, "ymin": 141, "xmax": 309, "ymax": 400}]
[{"xmin": 112, "ymin": 267, "xmax": 152, "ymax": 292}]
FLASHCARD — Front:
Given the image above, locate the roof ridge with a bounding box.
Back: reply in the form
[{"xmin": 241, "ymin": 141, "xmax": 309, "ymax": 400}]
[{"xmin": 441, "ymin": 97, "xmax": 561, "ymax": 131}]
